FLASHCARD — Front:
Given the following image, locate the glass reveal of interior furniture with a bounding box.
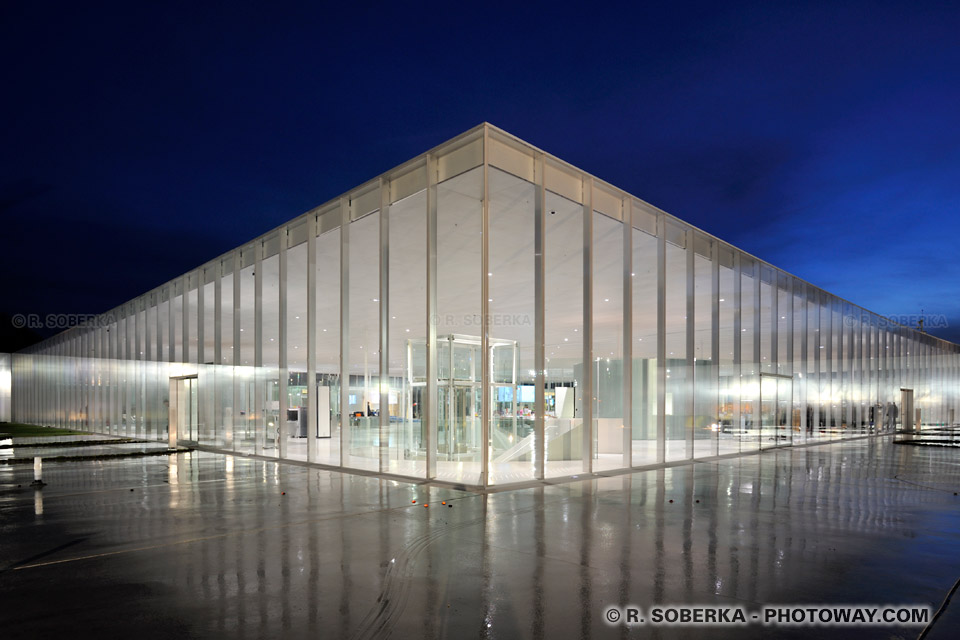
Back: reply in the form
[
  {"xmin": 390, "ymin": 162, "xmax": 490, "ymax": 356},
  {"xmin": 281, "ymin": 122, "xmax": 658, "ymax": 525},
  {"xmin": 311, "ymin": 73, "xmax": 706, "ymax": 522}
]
[{"xmin": 9, "ymin": 123, "xmax": 960, "ymax": 488}]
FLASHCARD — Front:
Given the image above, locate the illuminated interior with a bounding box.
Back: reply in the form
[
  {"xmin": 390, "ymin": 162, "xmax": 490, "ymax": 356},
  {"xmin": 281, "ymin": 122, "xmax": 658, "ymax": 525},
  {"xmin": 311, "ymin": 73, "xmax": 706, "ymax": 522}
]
[{"xmin": 9, "ymin": 124, "xmax": 960, "ymax": 487}]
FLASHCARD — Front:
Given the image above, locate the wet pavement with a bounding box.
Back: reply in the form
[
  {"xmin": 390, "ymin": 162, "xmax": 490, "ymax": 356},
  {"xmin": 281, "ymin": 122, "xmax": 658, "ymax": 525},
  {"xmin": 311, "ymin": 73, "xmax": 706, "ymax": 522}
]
[
  {"xmin": 1, "ymin": 441, "xmax": 176, "ymax": 461},
  {"xmin": 3, "ymin": 434, "xmax": 124, "ymax": 444},
  {"xmin": 1, "ymin": 436, "xmax": 959, "ymax": 639}
]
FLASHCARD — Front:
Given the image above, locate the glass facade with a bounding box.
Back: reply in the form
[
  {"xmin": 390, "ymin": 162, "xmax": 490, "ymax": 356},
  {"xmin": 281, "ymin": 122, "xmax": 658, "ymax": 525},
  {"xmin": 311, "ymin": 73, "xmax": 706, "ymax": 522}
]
[{"xmin": 8, "ymin": 124, "xmax": 960, "ymax": 487}]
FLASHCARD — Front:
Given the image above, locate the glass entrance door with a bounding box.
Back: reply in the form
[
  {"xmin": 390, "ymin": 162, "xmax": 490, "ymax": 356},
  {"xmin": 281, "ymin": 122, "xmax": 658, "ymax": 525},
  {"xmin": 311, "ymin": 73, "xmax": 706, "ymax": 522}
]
[
  {"xmin": 438, "ymin": 383, "xmax": 481, "ymax": 461},
  {"xmin": 760, "ymin": 374, "xmax": 792, "ymax": 448},
  {"xmin": 778, "ymin": 377, "xmax": 792, "ymax": 445},
  {"xmin": 176, "ymin": 377, "xmax": 198, "ymax": 444}
]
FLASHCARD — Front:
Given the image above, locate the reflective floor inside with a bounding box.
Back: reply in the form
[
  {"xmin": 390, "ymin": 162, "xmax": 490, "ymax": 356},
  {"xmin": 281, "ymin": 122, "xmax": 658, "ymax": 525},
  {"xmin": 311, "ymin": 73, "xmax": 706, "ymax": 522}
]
[
  {"xmin": 2, "ymin": 435, "xmax": 959, "ymax": 639},
  {"xmin": 272, "ymin": 428, "xmax": 861, "ymax": 486}
]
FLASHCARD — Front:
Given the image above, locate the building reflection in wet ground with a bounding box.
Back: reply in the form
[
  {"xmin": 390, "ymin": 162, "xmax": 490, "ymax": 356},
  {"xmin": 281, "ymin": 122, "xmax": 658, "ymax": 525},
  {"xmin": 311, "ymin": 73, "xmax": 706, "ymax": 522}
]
[{"xmin": 1, "ymin": 437, "xmax": 959, "ymax": 639}]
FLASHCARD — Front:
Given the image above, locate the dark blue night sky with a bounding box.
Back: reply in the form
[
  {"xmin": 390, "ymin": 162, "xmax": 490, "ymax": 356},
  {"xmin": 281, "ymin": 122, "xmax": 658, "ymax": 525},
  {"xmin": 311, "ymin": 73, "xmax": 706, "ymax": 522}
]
[{"xmin": 2, "ymin": 1, "xmax": 959, "ymax": 349}]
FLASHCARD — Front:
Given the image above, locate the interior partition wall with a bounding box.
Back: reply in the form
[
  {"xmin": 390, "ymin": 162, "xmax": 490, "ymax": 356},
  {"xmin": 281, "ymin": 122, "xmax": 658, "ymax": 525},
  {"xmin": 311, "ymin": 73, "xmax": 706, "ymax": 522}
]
[{"xmin": 9, "ymin": 123, "xmax": 960, "ymax": 488}]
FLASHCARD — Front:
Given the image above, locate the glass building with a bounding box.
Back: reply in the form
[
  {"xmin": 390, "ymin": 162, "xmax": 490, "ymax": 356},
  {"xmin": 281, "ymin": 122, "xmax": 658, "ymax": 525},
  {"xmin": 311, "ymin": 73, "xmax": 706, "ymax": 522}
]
[{"xmin": 9, "ymin": 124, "xmax": 960, "ymax": 487}]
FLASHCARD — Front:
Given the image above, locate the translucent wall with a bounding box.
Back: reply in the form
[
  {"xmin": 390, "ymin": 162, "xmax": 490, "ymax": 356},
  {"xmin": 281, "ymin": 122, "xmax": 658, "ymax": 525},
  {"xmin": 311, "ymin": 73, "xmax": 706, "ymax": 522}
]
[
  {"xmin": 487, "ymin": 167, "xmax": 536, "ymax": 484},
  {"xmin": 632, "ymin": 216, "xmax": 658, "ymax": 465},
  {"xmin": 1, "ymin": 353, "xmax": 12, "ymax": 422},
  {"xmin": 545, "ymin": 189, "xmax": 584, "ymax": 476},
  {"xmin": 9, "ymin": 123, "xmax": 960, "ymax": 488}
]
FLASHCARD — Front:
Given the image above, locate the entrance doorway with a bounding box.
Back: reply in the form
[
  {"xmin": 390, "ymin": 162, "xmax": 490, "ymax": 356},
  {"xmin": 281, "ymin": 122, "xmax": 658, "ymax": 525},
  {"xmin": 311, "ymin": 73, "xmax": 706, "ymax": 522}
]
[
  {"xmin": 438, "ymin": 383, "xmax": 481, "ymax": 459},
  {"xmin": 170, "ymin": 375, "xmax": 199, "ymax": 446},
  {"xmin": 901, "ymin": 388, "xmax": 915, "ymax": 432},
  {"xmin": 760, "ymin": 373, "xmax": 792, "ymax": 447}
]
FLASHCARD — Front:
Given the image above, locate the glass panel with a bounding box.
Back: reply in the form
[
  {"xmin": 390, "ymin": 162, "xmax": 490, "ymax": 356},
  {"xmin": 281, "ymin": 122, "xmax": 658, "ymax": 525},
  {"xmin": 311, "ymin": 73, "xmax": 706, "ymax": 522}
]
[
  {"xmin": 389, "ymin": 188, "xmax": 427, "ymax": 479},
  {"xmin": 760, "ymin": 269, "xmax": 773, "ymax": 375},
  {"xmin": 285, "ymin": 240, "xmax": 308, "ymax": 460},
  {"xmin": 778, "ymin": 280, "xmax": 794, "ymax": 445},
  {"xmin": 808, "ymin": 292, "xmax": 821, "ymax": 439},
  {"xmin": 546, "ymin": 190, "xmax": 583, "ymax": 477},
  {"xmin": 665, "ymin": 242, "xmax": 688, "ymax": 461},
  {"xmin": 593, "ymin": 211, "xmax": 624, "ymax": 472},
  {"xmin": 760, "ymin": 375, "xmax": 777, "ymax": 445},
  {"xmin": 693, "ymin": 251, "xmax": 716, "ymax": 458},
  {"xmin": 632, "ymin": 228, "xmax": 658, "ymax": 465},
  {"xmin": 219, "ymin": 260, "xmax": 235, "ymax": 451},
  {"xmin": 137, "ymin": 310, "xmax": 145, "ymax": 438},
  {"xmin": 818, "ymin": 295, "xmax": 831, "ymax": 437},
  {"xmin": 740, "ymin": 261, "xmax": 759, "ymax": 452},
  {"xmin": 827, "ymin": 296, "xmax": 845, "ymax": 438},
  {"xmin": 346, "ymin": 212, "xmax": 379, "ymax": 471},
  {"xmin": 190, "ymin": 378, "xmax": 198, "ymax": 441},
  {"xmin": 315, "ymin": 225, "xmax": 341, "ymax": 466},
  {"xmin": 488, "ymin": 168, "xmax": 535, "ymax": 485},
  {"xmin": 793, "ymin": 286, "xmax": 807, "ymax": 444},
  {"xmin": 199, "ymin": 275, "xmax": 217, "ymax": 446},
  {"xmin": 718, "ymin": 257, "xmax": 739, "ymax": 454},
  {"xmin": 187, "ymin": 280, "xmax": 198, "ymax": 364},
  {"xmin": 236, "ymin": 256, "xmax": 256, "ymax": 454},
  {"xmin": 434, "ymin": 167, "xmax": 483, "ymax": 484},
  {"xmin": 779, "ymin": 377, "xmax": 792, "ymax": 445},
  {"xmin": 123, "ymin": 312, "xmax": 133, "ymax": 436},
  {"xmin": 261, "ymin": 251, "xmax": 280, "ymax": 457}
]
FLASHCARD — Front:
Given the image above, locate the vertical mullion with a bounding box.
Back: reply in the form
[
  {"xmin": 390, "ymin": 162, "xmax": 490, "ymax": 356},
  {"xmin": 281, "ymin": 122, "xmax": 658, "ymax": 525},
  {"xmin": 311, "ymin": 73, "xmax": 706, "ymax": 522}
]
[
  {"xmin": 480, "ymin": 128, "xmax": 491, "ymax": 487},
  {"xmin": 379, "ymin": 178, "xmax": 390, "ymax": 473},
  {"xmin": 622, "ymin": 198, "xmax": 633, "ymax": 469},
  {"xmin": 198, "ymin": 272, "xmax": 205, "ymax": 365},
  {"xmin": 711, "ymin": 241, "xmax": 720, "ymax": 456},
  {"xmin": 771, "ymin": 271, "xmax": 778, "ymax": 374},
  {"xmin": 145, "ymin": 296, "xmax": 153, "ymax": 438},
  {"xmin": 814, "ymin": 291, "xmax": 822, "ymax": 432},
  {"xmin": 134, "ymin": 300, "xmax": 141, "ymax": 438},
  {"xmin": 656, "ymin": 212, "xmax": 667, "ymax": 464},
  {"xmin": 800, "ymin": 284, "xmax": 809, "ymax": 436},
  {"xmin": 685, "ymin": 230, "xmax": 695, "ymax": 459},
  {"xmin": 307, "ymin": 214, "xmax": 318, "ymax": 463},
  {"xmin": 214, "ymin": 262, "xmax": 222, "ymax": 444},
  {"xmin": 582, "ymin": 177, "xmax": 594, "ymax": 474},
  {"xmin": 732, "ymin": 252, "xmax": 742, "ymax": 449},
  {"xmin": 197, "ymin": 274, "xmax": 205, "ymax": 443},
  {"xmin": 425, "ymin": 156, "xmax": 438, "ymax": 480},
  {"xmin": 339, "ymin": 197, "xmax": 350, "ymax": 469},
  {"xmin": 230, "ymin": 251, "xmax": 240, "ymax": 450},
  {"xmin": 125, "ymin": 304, "xmax": 132, "ymax": 436},
  {"xmin": 254, "ymin": 242, "xmax": 263, "ymax": 455},
  {"xmin": 769, "ymin": 270, "xmax": 778, "ymax": 447},
  {"xmin": 534, "ymin": 154, "xmax": 546, "ymax": 479},
  {"xmin": 214, "ymin": 265, "xmax": 222, "ymax": 364},
  {"xmin": 181, "ymin": 275, "xmax": 189, "ymax": 364},
  {"xmin": 278, "ymin": 228, "xmax": 288, "ymax": 459},
  {"xmin": 752, "ymin": 261, "xmax": 760, "ymax": 445},
  {"xmin": 786, "ymin": 277, "xmax": 794, "ymax": 444},
  {"xmin": 168, "ymin": 282, "xmax": 175, "ymax": 363}
]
